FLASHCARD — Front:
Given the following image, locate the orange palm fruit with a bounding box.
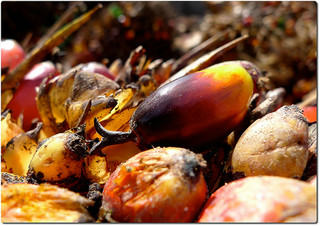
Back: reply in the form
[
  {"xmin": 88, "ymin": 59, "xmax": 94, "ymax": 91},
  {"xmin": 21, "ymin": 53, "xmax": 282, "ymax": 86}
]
[
  {"xmin": 198, "ymin": 176, "xmax": 316, "ymax": 223},
  {"xmin": 302, "ymin": 106, "xmax": 317, "ymax": 123},
  {"xmin": 100, "ymin": 147, "xmax": 207, "ymax": 222}
]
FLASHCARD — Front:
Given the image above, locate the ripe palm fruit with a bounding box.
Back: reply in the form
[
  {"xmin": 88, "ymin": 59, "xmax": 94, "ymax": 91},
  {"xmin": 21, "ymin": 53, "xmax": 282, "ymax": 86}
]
[
  {"xmin": 77, "ymin": 62, "xmax": 115, "ymax": 80},
  {"xmin": 2, "ymin": 183, "xmax": 94, "ymax": 222},
  {"xmin": 302, "ymin": 106, "xmax": 317, "ymax": 123},
  {"xmin": 92, "ymin": 61, "xmax": 261, "ymax": 151},
  {"xmin": 198, "ymin": 176, "xmax": 316, "ymax": 223},
  {"xmin": 3, "ymin": 123, "xmax": 42, "ymax": 176},
  {"xmin": 231, "ymin": 105, "xmax": 309, "ymax": 178},
  {"xmin": 99, "ymin": 147, "xmax": 207, "ymax": 223},
  {"xmin": 7, "ymin": 61, "xmax": 58, "ymax": 130},
  {"xmin": 1, "ymin": 39, "xmax": 25, "ymax": 71},
  {"xmin": 28, "ymin": 127, "xmax": 89, "ymax": 188},
  {"xmin": 131, "ymin": 60, "xmax": 259, "ymax": 147}
]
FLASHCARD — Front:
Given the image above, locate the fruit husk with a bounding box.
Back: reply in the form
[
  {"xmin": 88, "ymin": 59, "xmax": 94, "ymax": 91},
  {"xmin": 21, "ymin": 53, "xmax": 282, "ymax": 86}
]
[
  {"xmin": 1, "ymin": 183, "xmax": 94, "ymax": 222},
  {"xmin": 231, "ymin": 105, "xmax": 309, "ymax": 179}
]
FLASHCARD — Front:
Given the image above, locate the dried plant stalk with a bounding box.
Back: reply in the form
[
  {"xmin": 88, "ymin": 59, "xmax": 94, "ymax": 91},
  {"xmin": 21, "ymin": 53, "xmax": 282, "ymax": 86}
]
[
  {"xmin": 162, "ymin": 35, "xmax": 248, "ymax": 86},
  {"xmin": 1, "ymin": 4, "xmax": 102, "ymax": 92}
]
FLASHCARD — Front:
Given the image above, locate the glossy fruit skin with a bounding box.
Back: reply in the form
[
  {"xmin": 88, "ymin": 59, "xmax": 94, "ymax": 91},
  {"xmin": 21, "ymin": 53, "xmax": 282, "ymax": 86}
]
[
  {"xmin": 1, "ymin": 39, "xmax": 25, "ymax": 71},
  {"xmin": 302, "ymin": 106, "xmax": 317, "ymax": 123},
  {"xmin": 80, "ymin": 62, "xmax": 115, "ymax": 80},
  {"xmin": 101, "ymin": 147, "xmax": 207, "ymax": 222},
  {"xmin": 131, "ymin": 61, "xmax": 257, "ymax": 147},
  {"xmin": 7, "ymin": 61, "xmax": 57, "ymax": 130},
  {"xmin": 198, "ymin": 176, "xmax": 316, "ymax": 222}
]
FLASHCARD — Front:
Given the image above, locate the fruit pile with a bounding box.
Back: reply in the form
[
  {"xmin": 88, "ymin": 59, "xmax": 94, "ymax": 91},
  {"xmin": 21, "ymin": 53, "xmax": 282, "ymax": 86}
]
[{"xmin": 1, "ymin": 2, "xmax": 317, "ymax": 223}]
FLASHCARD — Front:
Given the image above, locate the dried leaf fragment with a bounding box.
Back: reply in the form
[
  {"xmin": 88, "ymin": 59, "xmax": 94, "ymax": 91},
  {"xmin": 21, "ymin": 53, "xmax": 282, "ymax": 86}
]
[
  {"xmin": 36, "ymin": 69, "xmax": 119, "ymax": 136},
  {"xmin": 3, "ymin": 123, "xmax": 42, "ymax": 176},
  {"xmin": 1, "ymin": 111, "xmax": 24, "ymax": 153}
]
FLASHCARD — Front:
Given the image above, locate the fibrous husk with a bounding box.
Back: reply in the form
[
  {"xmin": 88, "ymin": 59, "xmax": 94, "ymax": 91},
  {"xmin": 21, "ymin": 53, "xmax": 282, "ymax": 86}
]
[{"xmin": 1, "ymin": 183, "xmax": 94, "ymax": 222}]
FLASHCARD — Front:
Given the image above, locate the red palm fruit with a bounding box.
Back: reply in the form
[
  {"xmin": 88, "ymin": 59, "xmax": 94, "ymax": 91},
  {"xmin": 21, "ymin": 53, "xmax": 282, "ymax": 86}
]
[
  {"xmin": 7, "ymin": 61, "xmax": 58, "ymax": 130},
  {"xmin": 1, "ymin": 39, "xmax": 25, "ymax": 71},
  {"xmin": 80, "ymin": 62, "xmax": 115, "ymax": 80},
  {"xmin": 100, "ymin": 147, "xmax": 207, "ymax": 223},
  {"xmin": 302, "ymin": 106, "xmax": 317, "ymax": 123},
  {"xmin": 198, "ymin": 176, "xmax": 316, "ymax": 223}
]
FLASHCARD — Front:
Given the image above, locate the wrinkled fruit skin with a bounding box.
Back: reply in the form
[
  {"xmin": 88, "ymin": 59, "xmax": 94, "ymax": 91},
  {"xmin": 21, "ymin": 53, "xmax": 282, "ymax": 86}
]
[
  {"xmin": 7, "ymin": 61, "xmax": 57, "ymax": 130},
  {"xmin": 131, "ymin": 61, "xmax": 259, "ymax": 147},
  {"xmin": 198, "ymin": 176, "xmax": 316, "ymax": 223},
  {"xmin": 231, "ymin": 105, "xmax": 309, "ymax": 178},
  {"xmin": 28, "ymin": 131, "xmax": 87, "ymax": 188},
  {"xmin": 1, "ymin": 39, "xmax": 25, "ymax": 71},
  {"xmin": 101, "ymin": 147, "xmax": 207, "ymax": 222}
]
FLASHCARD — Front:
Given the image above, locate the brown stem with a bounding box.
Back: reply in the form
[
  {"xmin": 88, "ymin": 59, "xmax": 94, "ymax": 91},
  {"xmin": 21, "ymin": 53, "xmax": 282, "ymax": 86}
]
[
  {"xmin": 251, "ymin": 87, "xmax": 286, "ymax": 121},
  {"xmin": 115, "ymin": 46, "xmax": 146, "ymax": 84},
  {"xmin": 171, "ymin": 30, "xmax": 230, "ymax": 75},
  {"xmin": 89, "ymin": 118, "xmax": 136, "ymax": 154},
  {"xmin": 36, "ymin": 2, "xmax": 83, "ymax": 49},
  {"xmin": 297, "ymin": 88, "xmax": 317, "ymax": 108},
  {"xmin": 25, "ymin": 122, "xmax": 43, "ymax": 141},
  {"xmin": 162, "ymin": 34, "xmax": 249, "ymax": 86}
]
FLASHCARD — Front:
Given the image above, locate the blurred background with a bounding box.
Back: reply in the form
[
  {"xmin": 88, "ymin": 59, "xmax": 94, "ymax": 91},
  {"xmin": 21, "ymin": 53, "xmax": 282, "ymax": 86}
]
[{"xmin": 2, "ymin": 1, "xmax": 317, "ymax": 104}]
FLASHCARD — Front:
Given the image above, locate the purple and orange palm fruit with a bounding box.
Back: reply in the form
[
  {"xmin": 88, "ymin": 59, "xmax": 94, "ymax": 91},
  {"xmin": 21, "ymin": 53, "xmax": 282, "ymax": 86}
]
[{"xmin": 131, "ymin": 61, "xmax": 261, "ymax": 147}]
